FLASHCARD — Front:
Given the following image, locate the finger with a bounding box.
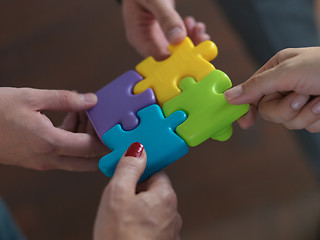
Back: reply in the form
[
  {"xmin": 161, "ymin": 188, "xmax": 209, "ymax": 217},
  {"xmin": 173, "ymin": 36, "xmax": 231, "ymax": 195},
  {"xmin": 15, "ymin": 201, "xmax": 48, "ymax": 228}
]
[
  {"xmin": 224, "ymin": 67, "xmax": 291, "ymax": 106},
  {"xmin": 49, "ymin": 128, "xmax": 109, "ymax": 157},
  {"xmin": 237, "ymin": 105, "xmax": 257, "ymax": 129},
  {"xmin": 86, "ymin": 120, "xmax": 97, "ymax": 136},
  {"xmin": 191, "ymin": 22, "xmax": 210, "ymax": 45},
  {"xmin": 76, "ymin": 111, "xmax": 89, "ymax": 133},
  {"xmin": 253, "ymin": 48, "xmax": 301, "ymax": 75},
  {"xmin": 194, "ymin": 22, "xmax": 206, "ymax": 35},
  {"xmin": 184, "ymin": 17, "xmax": 210, "ymax": 45},
  {"xmin": 146, "ymin": 172, "xmax": 175, "ymax": 196},
  {"xmin": 259, "ymin": 92, "xmax": 310, "ymax": 124},
  {"xmin": 30, "ymin": 89, "xmax": 97, "ymax": 112},
  {"xmin": 110, "ymin": 143, "xmax": 147, "ymax": 195},
  {"xmin": 224, "ymin": 49, "xmax": 302, "ymax": 105},
  {"xmin": 184, "ymin": 16, "xmax": 196, "ymax": 35},
  {"xmin": 146, "ymin": 171, "xmax": 172, "ymax": 189},
  {"xmin": 59, "ymin": 112, "xmax": 79, "ymax": 132},
  {"xmin": 145, "ymin": 172, "xmax": 178, "ymax": 210},
  {"xmin": 306, "ymin": 119, "xmax": 320, "ymax": 133},
  {"xmin": 142, "ymin": 0, "xmax": 186, "ymax": 44},
  {"xmin": 283, "ymin": 96, "xmax": 320, "ymax": 130}
]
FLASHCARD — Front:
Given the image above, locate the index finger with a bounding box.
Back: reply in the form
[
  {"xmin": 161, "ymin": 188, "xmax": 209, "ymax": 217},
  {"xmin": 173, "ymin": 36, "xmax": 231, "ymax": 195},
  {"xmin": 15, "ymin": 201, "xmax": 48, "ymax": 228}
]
[
  {"xmin": 48, "ymin": 128, "xmax": 108, "ymax": 158},
  {"xmin": 224, "ymin": 48, "xmax": 301, "ymax": 106}
]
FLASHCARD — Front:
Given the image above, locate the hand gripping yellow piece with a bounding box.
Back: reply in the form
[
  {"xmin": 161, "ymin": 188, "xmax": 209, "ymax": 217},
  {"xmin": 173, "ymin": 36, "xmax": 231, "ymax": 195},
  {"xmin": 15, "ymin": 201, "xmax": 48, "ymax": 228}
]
[{"xmin": 133, "ymin": 37, "xmax": 218, "ymax": 105}]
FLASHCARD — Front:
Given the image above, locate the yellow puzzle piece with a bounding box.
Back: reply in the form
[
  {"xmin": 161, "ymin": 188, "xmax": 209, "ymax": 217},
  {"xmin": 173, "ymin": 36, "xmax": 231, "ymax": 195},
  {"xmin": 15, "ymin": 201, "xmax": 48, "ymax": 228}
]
[{"xmin": 133, "ymin": 37, "xmax": 218, "ymax": 105}]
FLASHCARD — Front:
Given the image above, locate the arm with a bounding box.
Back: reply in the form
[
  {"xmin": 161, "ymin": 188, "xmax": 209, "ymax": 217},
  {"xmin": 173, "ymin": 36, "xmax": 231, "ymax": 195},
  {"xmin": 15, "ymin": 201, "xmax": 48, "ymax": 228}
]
[
  {"xmin": 0, "ymin": 87, "xmax": 107, "ymax": 171},
  {"xmin": 94, "ymin": 142, "xmax": 182, "ymax": 240},
  {"xmin": 224, "ymin": 47, "xmax": 320, "ymax": 133}
]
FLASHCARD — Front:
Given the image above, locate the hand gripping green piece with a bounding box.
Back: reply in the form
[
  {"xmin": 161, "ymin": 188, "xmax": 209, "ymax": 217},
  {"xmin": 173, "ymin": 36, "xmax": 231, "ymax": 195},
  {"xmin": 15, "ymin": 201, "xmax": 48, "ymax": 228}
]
[{"xmin": 163, "ymin": 70, "xmax": 249, "ymax": 147}]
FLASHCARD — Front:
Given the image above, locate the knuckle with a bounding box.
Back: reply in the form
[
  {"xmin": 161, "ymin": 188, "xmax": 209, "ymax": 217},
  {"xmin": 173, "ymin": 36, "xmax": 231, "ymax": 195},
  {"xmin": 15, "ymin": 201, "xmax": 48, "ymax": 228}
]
[
  {"xmin": 276, "ymin": 48, "xmax": 290, "ymax": 58},
  {"xmin": 21, "ymin": 88, "xmax": 38, "ymax": 107},
  {"xmin": 56, "ymin": 90, "xmax": 74, "ymax": 108},
  {"xmin": 160, "ymin": 189, "xmax": 178, "ymax": 209},
  {"xmin": 276, "ymin": 48, "xmax": 294, "ymax": 61},
  {"xmin": 244, "ymin": 73, "xmax": 261, "ymax": 90}
]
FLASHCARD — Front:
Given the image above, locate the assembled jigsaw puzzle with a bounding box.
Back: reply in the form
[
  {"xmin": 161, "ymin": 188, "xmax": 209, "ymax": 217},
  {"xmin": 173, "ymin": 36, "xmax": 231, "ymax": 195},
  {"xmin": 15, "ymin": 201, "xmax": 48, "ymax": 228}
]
[{"xmin": 87, "ymin": 37, "xmax": 249, "ymax": 181}]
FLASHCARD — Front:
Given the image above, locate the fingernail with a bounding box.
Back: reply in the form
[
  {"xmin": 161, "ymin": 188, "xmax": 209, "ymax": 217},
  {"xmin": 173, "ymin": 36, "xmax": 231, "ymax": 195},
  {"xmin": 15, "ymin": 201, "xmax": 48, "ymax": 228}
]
[
  {"xmin": 125, "ymin": 142, "xmax": 144, "ymax": 158},
  {"xmin": 312, "ymin": 101, "xmax": 320, "ymax": 115},
  {"xmin": 167, "ymin": 27, "xmax": 184, "ymax": 43},
  {"xmin": 81, "ymin": 93, "xmax": 97, "ymax": 103},
  {"xmin": 291, "ymin": 95, "xmax": 309, "ymax": 111},
  {"xmin": 224, "ymin": 85, "xmax": 243, "ymax": 101}
]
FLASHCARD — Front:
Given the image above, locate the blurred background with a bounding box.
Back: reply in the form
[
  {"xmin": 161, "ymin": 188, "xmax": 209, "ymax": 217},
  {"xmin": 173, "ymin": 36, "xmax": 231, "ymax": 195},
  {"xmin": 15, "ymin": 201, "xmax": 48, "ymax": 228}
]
[{"xmin": 1, "ymin": 0, "xmax": 320, "ymax": 239}]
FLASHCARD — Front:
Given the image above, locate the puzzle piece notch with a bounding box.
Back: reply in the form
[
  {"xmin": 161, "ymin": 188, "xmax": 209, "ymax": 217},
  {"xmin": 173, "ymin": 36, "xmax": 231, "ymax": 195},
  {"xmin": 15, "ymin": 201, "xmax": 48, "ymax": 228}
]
[
  {"xmin": 163, "ymin": 70, "xmax": 249, "ymax": 147},
  {"xmin": 99, "ymin": 104, "xmax": 189, "ymax": 182},
  {"xmin": 134, "ymin": 37, "xmax": 218, "ymax": 105},
  {"xmin": 86, "ymin": 70, "xmax": 156, "ymax": 139}
]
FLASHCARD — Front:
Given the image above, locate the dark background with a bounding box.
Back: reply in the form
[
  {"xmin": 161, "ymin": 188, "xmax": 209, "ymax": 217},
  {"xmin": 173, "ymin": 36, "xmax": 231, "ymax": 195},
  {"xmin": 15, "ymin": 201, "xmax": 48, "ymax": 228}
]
[{"xmin": 1, "ymin": 0, "xmax": 320, "ymax": 239}]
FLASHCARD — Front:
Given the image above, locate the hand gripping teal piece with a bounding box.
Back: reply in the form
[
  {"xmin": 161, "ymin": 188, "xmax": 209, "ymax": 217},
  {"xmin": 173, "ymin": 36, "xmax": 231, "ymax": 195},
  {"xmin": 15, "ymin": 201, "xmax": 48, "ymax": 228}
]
[
  {"xmin": 163, "ymin": 70, "xmax": 249, "ymax": 147},
  {"xmin": 100, "ymin": 104, "xmax": 189, "ymax": 182}
]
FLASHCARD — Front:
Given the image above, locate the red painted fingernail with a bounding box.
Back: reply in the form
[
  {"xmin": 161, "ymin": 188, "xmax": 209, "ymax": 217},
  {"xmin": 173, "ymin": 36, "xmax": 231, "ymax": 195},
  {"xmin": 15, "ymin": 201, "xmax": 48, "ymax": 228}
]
[{"xmin": 125, "ymin": 142, "xmax": 144, "ymax": 158}]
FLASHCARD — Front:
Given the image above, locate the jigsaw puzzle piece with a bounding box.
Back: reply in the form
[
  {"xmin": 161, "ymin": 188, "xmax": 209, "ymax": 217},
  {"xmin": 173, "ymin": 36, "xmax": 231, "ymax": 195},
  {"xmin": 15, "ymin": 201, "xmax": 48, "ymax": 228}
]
[
  {"xmin": 99, "ymin": 104, "xmax": 189, "ymax": 182},
  {"xmin": 163, "ymin": 70, "xmax": 249, "ymax": 147},
  {"xmin": 86, "ymin": 70, "xmax": 156, "ymax": 139},
  {"xmin": 133, "ymin": 37, "xmax": 218, "ymax": 105}
]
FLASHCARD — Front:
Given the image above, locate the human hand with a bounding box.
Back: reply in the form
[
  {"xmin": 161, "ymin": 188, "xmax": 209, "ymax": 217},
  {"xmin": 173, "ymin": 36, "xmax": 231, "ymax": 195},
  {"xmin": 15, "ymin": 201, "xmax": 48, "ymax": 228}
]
[
  {"xmin": 94, "ymin": 142, "xmax": 182, "ymax": 240},
  {"xmin": 224, "ymin": 47, "xmax": 320, "ymax": 133},
  {"xmin": 122, "ymin": 0, "xmax": 210, "ymax": 60},
  {"xmin": 0, "ymin": 87, "xmax": 108, "ymax": 171}
]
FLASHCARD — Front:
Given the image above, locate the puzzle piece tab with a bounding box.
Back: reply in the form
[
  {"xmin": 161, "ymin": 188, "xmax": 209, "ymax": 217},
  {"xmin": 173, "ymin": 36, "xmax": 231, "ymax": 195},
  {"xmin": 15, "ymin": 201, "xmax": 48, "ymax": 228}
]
[
  {"xmin": 163, "ymin": 70, "xmax": 249, "ymax": 147},
  {"xmin": 86, "ymin": 70, "xmax": 156, "ymax": 139},
  {"xmin": 99, "ymin": 104, "xmax": 189, "ymax": 182},
  {"xmin": 134, "ymin": 37, "xmax": 218, "ymax": 105}
]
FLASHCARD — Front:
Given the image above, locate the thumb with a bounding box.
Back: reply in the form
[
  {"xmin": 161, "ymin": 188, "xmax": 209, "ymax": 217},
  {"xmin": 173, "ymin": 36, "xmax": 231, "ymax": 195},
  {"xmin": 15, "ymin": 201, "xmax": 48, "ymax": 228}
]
[
  {"xmin": 31, "ymin": 89, "xmax": 97, "ymax": 112},
  {"xmin": 144, "ymin": 0, "xmax": 186, "ymax": 44},
  {"xmin": 110, "ymin": 142, "xmax": 147, "ymax": 195}
]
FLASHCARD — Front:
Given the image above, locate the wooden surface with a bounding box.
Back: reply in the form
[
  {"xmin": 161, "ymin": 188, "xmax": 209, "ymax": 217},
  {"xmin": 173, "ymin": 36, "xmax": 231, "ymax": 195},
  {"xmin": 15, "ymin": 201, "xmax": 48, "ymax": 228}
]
[{"xmin": 1, "ymin": 0, "xmax": 320, "ymax": 239}]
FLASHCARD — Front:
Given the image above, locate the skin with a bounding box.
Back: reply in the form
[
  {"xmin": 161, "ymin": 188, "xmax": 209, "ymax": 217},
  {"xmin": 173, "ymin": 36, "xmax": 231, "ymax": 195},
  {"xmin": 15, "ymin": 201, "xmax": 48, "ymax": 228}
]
[
  {"xmin": 0, "ymin": 87, "xmax": 108, "ymax": 171},
  {"xmin": 94, "ymin": 147, "xmax": 182, "ymax": 240},
  {"xmin": 122, "ymin": 0, "xmax": 210, "ymax": 60},
  {"xmin": 224, "ymin": 47, "xmax": 320, "ymax": 133}
]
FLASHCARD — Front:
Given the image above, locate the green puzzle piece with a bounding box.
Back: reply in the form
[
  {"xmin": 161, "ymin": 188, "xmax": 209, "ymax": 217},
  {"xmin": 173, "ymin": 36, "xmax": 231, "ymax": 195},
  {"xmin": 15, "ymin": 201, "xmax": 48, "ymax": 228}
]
[{"xmin": 163, "ymin": 70, "xmax": 249, "ymax": 147}]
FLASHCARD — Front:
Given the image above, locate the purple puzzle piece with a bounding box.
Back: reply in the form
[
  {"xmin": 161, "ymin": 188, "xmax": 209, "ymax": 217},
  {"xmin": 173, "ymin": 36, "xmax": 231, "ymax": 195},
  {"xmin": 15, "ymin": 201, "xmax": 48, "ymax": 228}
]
[{"xmin": 86, "ymin": 70, "xmax": 156, "ymax": 139}]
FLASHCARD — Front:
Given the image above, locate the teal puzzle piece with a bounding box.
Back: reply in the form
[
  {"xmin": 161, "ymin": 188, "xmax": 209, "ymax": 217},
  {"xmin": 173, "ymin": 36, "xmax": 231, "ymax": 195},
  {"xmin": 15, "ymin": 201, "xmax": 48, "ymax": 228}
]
[
  {"xmin": 99, "ymin": 104, "xmax": 189, "ymax": 182},
  {"xmin": 163, "ymin": 70, "xmax": 249, "ymax": 147}
]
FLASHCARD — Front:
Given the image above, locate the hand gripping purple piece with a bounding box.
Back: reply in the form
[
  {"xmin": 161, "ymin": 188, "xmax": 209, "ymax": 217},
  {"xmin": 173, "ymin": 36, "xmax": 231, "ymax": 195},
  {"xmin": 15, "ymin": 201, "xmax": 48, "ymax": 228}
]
[{"xmin": 86, "ymin": 70, "xmax": 156, "ymax": 139}]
